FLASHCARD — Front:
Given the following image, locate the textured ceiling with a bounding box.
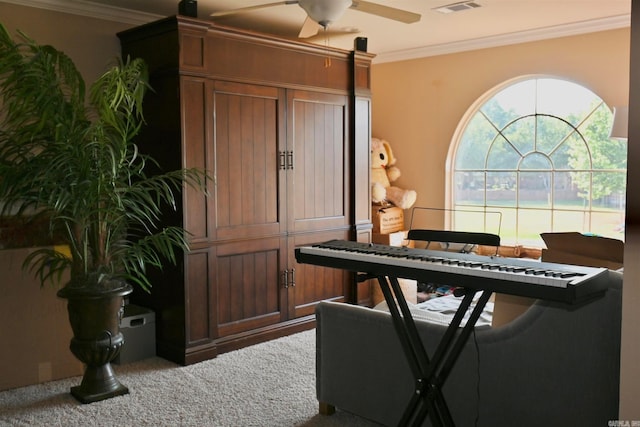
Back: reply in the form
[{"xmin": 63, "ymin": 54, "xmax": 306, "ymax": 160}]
[{"xmin": 8, "ymin": 0, "xmax": 632, "ymax": 62}]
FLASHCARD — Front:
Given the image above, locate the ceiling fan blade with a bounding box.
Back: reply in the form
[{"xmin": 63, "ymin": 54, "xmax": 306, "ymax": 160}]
[
  {"xmin": 350, "ymin": 0, "xmax": 421, "ymax": 23},
  {"xmin": 211, "ymin": 1, "xmax": 299, "ymax": 18},
  {"xmin": 298, "ymin": 16, "xmax": 321, "ymax": 38},
  {"xmin": 304, "ymin": 26, "xmax": 361, "ymax": 42}
]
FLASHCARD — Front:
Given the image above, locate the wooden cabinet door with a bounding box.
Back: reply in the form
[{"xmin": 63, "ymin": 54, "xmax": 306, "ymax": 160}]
[
  {"xmin": 288, "ymin": 230, "xmax": 350, "ymax": 318},
  {"xmin": 211, "ymin": 81, "xmax": 286, "ymax": 241},
  {"xmin": 213, "ymin": 237, "xmax": 288, "ymax": 338},
  {"xmin": 287, "ymin": 90, "xmax": 349, "ymax": 233}
]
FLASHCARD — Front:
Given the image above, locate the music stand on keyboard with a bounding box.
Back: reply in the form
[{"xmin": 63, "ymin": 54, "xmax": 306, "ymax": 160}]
[
  {"xmin": 408, "ymin": 229, "xmax": 500, "ymax": 254},
  {"xmin": 379, "ymin": 229, "xmax": 499, "ymax": 426}
]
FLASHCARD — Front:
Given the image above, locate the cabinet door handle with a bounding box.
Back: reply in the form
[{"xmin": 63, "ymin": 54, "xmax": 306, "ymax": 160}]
[
  {"xmin": 282, "ymin": 269, "xmax": 289, "ymax": 288},
  {"xmin": 279, "ymin": 151, "xmax": 286, "ymax": 170},
  {"xmin": 289, "ymin": 268, "xmax": 296, "ymax": 287},
  {"xmin": 286, "ymin": 151, "xmax": 294, "ymax": 170}
]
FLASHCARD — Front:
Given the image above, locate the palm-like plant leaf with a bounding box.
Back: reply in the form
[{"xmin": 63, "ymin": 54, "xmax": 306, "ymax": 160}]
[{"xmin": 0, "ymin": 23, "xmax": 207, "ymax": 291}]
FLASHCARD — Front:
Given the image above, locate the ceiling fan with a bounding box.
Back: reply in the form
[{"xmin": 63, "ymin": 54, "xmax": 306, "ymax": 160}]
[{"xmin": 210, "ymin": 0, "xmax": 421, "ymax": 39}]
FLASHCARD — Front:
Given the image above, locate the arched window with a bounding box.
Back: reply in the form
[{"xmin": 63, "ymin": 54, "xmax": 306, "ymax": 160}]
[{"xmin": 450, "ymin": 77, "xmax": 626, "ymax": 247}]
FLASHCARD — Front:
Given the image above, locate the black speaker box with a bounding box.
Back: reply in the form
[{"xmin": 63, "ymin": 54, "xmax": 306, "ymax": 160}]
[
  {"xmin": 179, "ymin": 0, "xmax": 197, "ymax": 17},
  {"xmin": 355, "ymin": 37, "xmax": 368, "ymax": 52}
]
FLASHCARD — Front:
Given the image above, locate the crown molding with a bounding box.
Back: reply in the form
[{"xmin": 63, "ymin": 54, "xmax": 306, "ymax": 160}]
[
  {"xmin": 1, "ymin": 1, "xmax": 631, "ymax": 63},
  {"xmin": 375, "ymin": 14, "xmax": 631, "ymax": 64},
  {"xmin": 0, "ymin": 0, "xmax": 162, "ymax": 26}
]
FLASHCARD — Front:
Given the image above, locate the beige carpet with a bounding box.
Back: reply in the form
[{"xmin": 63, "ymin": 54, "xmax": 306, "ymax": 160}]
[{"xmin": 0, "ymin": 330, "xmax": 381, "ymax": 426}]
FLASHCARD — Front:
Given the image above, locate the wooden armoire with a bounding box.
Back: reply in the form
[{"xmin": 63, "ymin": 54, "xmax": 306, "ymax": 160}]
[{"xmin": 118, "ymin": 16, "xmax": 374, "ymax": 365}]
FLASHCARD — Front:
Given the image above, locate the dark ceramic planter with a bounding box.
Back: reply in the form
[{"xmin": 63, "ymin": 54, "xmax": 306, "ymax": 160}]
[{"xmin": 57, "ymin": 282, "xmax": 133, "ymax": 404}]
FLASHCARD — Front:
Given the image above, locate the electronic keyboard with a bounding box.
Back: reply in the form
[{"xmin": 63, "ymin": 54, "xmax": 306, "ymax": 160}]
[{"xmin": 295, "ymin": 239, "xmax": 610, "ymax": 304}]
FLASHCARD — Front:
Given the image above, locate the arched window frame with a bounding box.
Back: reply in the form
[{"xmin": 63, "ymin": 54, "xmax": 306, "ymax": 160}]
[{"xmin": 446, "ymin": 75, "xmax": 627, "ymax": 247}]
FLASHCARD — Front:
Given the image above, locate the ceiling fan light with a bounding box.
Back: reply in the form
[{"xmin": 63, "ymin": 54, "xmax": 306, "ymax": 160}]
[{"xmin": 298, "ymin": 0, "xmax": 353, "ymax": 27}]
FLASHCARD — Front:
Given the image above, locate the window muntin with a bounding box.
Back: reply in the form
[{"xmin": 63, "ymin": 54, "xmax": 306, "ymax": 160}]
[{"xmin": 452, "ymin": 77, "xmax": 626, "ymax": 247}]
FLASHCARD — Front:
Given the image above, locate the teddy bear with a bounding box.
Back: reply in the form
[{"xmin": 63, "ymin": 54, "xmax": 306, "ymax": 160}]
[{"xmin": 371, "ymin": 137, "xmax": 417, "ymax": 209}]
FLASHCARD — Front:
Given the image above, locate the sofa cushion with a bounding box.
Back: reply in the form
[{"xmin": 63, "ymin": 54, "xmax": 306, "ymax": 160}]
[{"xmin": 373, "ymin": 292, "xmax": 494, "ymax": 327}]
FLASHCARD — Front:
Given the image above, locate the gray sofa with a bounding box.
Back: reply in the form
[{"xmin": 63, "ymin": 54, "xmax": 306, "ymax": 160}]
[{"xmin": 315, "ymin": 269, "xmax": 622, "ymax": 426}]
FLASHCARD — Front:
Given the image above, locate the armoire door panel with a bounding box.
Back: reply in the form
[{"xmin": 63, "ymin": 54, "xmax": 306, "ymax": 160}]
[
  {"xmin": 212, "ymin": 81, "xmax": 285, "ymax": 241},
  {"xmin": 289, "ymin": 230, "xmax": 350, "ymax": 318},
  {"xmin": 288, "ymin": 90, "xmax": 349, "ymax": 233},
  {"xmin": 214, "ymin": 237, "xmax": 287, "ymax": 337},
  {"xmin": 185, "ymin": 249, "xmax": 214, "ymax": 346}
]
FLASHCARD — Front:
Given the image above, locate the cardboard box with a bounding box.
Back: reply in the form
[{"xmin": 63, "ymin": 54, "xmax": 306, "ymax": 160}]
[
  {"xmin": 372, "ymin": 230, "xmax": 414, "ymax": 248},
  {"xmin": 492, "ymin": 232, "xmax": 624, "ymax": 327},
  {"xmin": 540, "ymin": 232, "xmax": 623, "ymax": 270},
  {"xmin": 476, "ymin": 245, "xmax": 542, "ymax": 259},
  {"xmin": 372, "ymin": 205, "xmax": 404, "ymax": 234},
  {"xmin": 492, "ymin": 294, "xmax": 536, "ymax": 327},
  {"xmin": 372, "ymin": 278, "xmax": 418, "ymax": 306}
]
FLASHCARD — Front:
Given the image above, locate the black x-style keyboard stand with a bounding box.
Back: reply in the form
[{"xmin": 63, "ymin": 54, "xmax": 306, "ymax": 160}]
[{"xmin": 375, "ymin": 275, "xmax": 492, "ymax": 427}]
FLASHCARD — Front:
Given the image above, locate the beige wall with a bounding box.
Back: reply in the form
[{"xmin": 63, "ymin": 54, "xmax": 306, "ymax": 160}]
[
  {"xmin": 0, "ymin": 2, "xmax": 131, "ymax": 85},
  {"xmin": 0, "ymin": 248, "xmax": 81, "ymax": 391},
  {"xmin": 371, "ymin": 29, "xmax": 630, "ymax": 229}
]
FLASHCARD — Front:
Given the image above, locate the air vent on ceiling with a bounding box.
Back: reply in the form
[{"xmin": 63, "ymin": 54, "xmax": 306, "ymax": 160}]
[{"xmin": 434, "ymin": 1, "xmax": 481, "ymax": 14}]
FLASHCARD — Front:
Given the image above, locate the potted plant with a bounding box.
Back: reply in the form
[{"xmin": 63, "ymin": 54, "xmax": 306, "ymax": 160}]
[{"xmin": 0, "ymin": 24, "xmax": 205, "ymax": 403}]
